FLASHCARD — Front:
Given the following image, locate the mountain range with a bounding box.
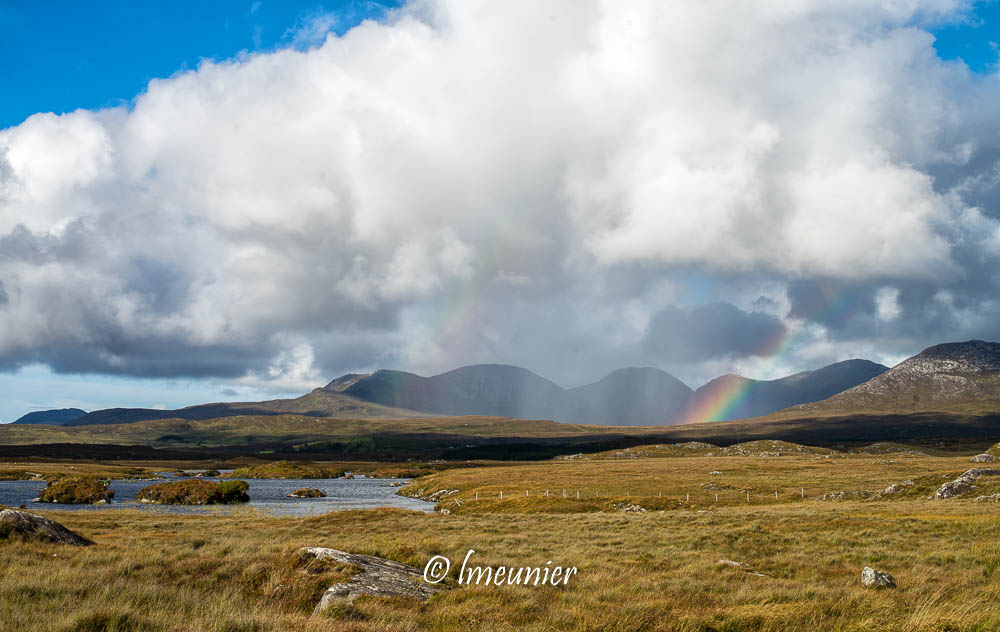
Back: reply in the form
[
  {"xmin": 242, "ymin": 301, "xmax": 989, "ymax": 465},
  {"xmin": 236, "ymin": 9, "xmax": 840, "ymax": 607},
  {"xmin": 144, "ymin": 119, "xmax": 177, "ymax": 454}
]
[{"xmin": 20, "ymin": 356, "xmax": 889, "ymax": 427}]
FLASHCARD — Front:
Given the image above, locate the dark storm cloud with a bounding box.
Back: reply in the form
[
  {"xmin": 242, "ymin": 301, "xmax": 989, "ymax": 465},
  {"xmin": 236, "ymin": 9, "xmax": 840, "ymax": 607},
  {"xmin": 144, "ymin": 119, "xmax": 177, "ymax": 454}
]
[{"xmin": 645, "ymin": 303, "xmax": 787, "ymax": 363}]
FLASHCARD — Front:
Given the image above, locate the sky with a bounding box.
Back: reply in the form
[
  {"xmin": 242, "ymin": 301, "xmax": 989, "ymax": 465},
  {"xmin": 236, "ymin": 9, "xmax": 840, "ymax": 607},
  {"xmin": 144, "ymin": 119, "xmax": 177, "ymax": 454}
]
[{"xmin": 1, "ymin": 0, "xmax": 1000, "ymax": 422}]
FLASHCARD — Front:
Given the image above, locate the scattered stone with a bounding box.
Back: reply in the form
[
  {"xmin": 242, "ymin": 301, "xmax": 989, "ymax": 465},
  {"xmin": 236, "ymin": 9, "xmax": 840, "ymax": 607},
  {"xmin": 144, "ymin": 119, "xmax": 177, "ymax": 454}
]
[
  {"xmin": 716, "ymin": 558, "xmax": 767, "ymax": 577},
  {"xmin": 385, "ymin": 481, "xmax": 405, "ymax": 487},
  {"xmin": 611, "ymin": 451, "xmax": 639, "ymax": 459},
  {"xmin": 0, "ymin": 508, "xmax": 93, "ymax": 545},
  {"xmin": 817, "ymin": 490, "xmax": 872, "ymax": 501},
  {"xmin": 554, "ymin": 453, "xmax": 584, "ymax": 461},
  {"xmin": 970, "ymin": 454, "xmax": 996, "ymax": 463},
  {"xmin": 871, "ymin": 480, "xmax": 916, "ymax": 500},
  {"xmin": 708, "ymin": 471, "xmax": 722, "ymax": 476},
  {"xmin": 298, "ymin": 547, "xmax": 442, "ymax": 614},
  {"xmin": 676, "ymin": 441, "xmax": 717, "ymax": 450},
  {"xmin": 851, "ymin": 442, "xmax": 928, "ymax": 457},
  {"xmin": 425, "ymin": 489, "xmax": 459, "ymax": 502},
  {"xmin": 861, "ymin": 566, "xmax": 896, "ymax": 588},
  {"xmin": 974, "ymin": 494, "xmax": 1000, "ymax": 502},
  {"xmin": 612, "ymin": 502, "xmax": 647, "ymax": 513},
  {"xmin": 936, "ymin": 469, "xmax": 1000, "ymax": 499}
]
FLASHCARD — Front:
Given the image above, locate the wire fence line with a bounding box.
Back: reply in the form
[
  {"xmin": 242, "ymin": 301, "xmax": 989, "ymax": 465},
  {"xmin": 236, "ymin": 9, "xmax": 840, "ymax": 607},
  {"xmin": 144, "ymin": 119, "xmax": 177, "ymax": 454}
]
[{"xmin": 453, "ymin": 486, "xmax": 817, "ymax": 504}]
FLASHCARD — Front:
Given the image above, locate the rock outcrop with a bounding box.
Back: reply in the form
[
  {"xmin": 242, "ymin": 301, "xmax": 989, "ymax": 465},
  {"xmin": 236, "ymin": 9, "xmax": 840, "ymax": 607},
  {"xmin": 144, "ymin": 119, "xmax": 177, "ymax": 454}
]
[
  {"xmin": 797, "ymin": 341, "xmax": 1000, "ymax": 415},
  {"xmin": 970, "ymin": 454, "xmax": 996, "ymax": 463},
  {"xmin": 935, "ymin": 469, "xmax": 1000, "ymax": 499},
  {"xmin": 299, "ymin": 547, "xmax": 442, "ymax": 614},
  {"xmin": 0, "ymin": 508, "xmax": 93, "ymax": 545},
  {"xmin": 861, "ymin": 566, "xmax": 896, "ymax": 588}
]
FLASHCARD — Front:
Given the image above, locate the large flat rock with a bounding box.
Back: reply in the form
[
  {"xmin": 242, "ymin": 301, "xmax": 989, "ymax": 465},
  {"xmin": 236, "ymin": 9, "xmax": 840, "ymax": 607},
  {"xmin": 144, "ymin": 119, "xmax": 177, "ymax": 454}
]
[
  {"xmin": 299, "ymin": 547, "xmax": 442, "ymax": 614},
  {"xmin": 0, "ymin": 509, "xmax": 93, "ymax": 546}
]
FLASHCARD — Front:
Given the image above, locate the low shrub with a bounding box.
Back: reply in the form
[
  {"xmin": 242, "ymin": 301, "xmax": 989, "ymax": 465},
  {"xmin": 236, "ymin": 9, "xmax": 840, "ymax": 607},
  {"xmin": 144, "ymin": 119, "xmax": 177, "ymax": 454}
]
[
  {"xmin": 137, "ymin": 479, "xmax": 250, "ymax": 505},
  {"xmin": 288, "ymin": 488, "xmax": 326, "ymax": 498},
  {"xmin": 37, "ymin": 476, "xmax": 114, "ymax": 504},
  {"xmin": 225, "ymin": 461, "xmax": 345, "ymax": 479}
]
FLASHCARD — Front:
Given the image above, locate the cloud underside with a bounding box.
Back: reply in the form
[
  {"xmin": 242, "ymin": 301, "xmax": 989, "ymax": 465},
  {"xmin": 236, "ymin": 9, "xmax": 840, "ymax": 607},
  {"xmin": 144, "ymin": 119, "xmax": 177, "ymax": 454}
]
[{"xmin": 1, "ymin": 0, "xmax": 1000, "ymax": 390}]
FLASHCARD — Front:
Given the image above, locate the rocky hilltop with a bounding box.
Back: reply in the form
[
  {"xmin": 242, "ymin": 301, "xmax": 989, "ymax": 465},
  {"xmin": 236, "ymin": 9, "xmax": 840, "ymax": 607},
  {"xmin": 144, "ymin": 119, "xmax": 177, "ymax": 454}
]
[{"xmin": 793, "ymin": 341, "xmax": 1000, "ymax": 415}]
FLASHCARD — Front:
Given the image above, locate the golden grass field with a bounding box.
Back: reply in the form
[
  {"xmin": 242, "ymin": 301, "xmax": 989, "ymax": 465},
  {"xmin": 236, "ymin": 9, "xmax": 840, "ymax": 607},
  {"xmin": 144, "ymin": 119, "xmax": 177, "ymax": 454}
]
[{"xmin": 3, "ymin": 448, "xmax": 1000, "ymax": 631}]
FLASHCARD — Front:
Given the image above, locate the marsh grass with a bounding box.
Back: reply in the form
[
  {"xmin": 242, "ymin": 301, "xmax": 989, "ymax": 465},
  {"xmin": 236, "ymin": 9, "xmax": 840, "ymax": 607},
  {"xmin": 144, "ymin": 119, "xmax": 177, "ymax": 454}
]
[
  {"xmin": 3, "ymin": 454, "xmax": 1000, "ymax": 630},
  {"xmin": 225, "ymin": 461, "xmax": 347, "ymax": 480},
  {"xmin": 401, "ymin": 454, "xmax": 973, "ymax": 513}
]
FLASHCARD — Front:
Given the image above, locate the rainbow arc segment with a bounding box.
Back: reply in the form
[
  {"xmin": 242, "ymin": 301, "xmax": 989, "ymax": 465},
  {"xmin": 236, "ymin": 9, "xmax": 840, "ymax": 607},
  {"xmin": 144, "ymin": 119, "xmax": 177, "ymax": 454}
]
[{"xmin": 677, "ymin": 290, "xmax": 857, "ymax": 424}]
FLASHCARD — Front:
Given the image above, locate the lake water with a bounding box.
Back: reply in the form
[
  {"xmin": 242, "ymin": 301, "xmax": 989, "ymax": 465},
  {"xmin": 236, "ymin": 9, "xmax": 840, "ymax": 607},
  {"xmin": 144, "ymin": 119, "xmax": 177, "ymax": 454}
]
[{"xmin": 0, "ymin": 476, "xmax": 434, "ymax": 516}]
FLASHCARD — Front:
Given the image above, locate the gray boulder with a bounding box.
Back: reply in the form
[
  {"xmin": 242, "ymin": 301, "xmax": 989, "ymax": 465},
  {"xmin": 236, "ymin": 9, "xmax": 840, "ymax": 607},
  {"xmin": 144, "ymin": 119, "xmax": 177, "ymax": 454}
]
[
  {"xmin": 0, "ymin": 508, "xmax": 93, "ymax": 545},
  {"xmin": 970, "ymin": 454, "xmax": 996, "ymax": 463},
  {"xmin": 936, "ymin": 468, "xmax": 1000, "ymax": 499},
  {"xmin": 861, "ymin": 566, "xmax": 896, "ymax": 588},
  {"xmin": 299, "ymin": 547, "xmax": 442, "ymax": 614},
  {"xmin": 936, "ymin": 478, "xmax": 975, "ymax": 498}
]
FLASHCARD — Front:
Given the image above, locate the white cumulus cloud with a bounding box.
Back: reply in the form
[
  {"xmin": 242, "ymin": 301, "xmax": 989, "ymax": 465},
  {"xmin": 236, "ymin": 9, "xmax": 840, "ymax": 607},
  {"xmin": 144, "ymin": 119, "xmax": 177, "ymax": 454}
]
[{"xmin": 0, "ymin": 0, "xmax": 999, "ymax": 389}]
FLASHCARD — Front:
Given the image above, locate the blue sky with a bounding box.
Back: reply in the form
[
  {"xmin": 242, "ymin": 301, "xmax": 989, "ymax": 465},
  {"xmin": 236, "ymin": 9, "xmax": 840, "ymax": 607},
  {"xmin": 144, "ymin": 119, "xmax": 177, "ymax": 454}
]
[
  {"xmin": 1, "ymin": 1, "xmax": 999, "ymax": 422},
  {"xmin": 0, "ymin": 0, "xmax": 400, "ymax": 130},
  {"xmin": 932, "ymin": 0, "xmax": 1000, "ymax": 72}
]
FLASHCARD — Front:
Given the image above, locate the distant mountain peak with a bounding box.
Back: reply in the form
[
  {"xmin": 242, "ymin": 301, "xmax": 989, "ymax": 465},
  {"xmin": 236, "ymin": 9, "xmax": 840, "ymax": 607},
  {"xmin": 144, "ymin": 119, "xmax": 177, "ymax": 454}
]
[
  {"xmin": 912, "ymin": 340, "xmax": 1000, "ymax": 371},
  {"xmin": 792, "ymin": 341, "xmax": 1000, "ymax": 415},
  {"xmin": 323, "ymin": 373, "xmax": 371, "ymax": 392},
  {"xmin": 12, "ymin": 408, "xmax": 88, "ymax": 425},
  {"xmin": 686, "ymin": 358, "xmax": 889, "ymax": 422}
]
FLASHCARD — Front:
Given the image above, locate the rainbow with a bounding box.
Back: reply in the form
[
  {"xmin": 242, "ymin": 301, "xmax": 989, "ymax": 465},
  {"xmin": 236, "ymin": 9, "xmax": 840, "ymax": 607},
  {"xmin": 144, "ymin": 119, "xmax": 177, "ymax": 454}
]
[{"xmin": 677, "ymin": 286, "xmax": 857, "ymax": 424}]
